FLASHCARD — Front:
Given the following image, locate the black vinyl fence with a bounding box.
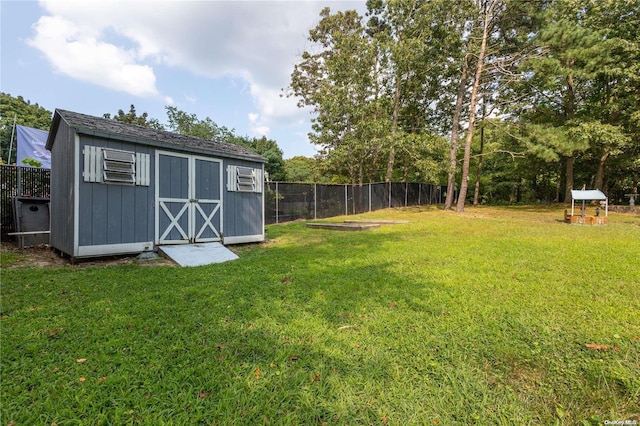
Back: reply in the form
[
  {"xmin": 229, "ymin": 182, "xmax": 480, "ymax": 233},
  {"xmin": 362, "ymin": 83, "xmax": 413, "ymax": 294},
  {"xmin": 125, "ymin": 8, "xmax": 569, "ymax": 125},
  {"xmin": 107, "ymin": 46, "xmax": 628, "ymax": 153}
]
[
  {"xmin": 1, "ymin": 165, "xmax": 51, "ymax": 236},
  {"xmin": 0, "ymin": 166, "xmax": 444, "ymax": 234},
  {"xmin": 265, "ymin": 182, "xmax": 445, "ymax": 224}
]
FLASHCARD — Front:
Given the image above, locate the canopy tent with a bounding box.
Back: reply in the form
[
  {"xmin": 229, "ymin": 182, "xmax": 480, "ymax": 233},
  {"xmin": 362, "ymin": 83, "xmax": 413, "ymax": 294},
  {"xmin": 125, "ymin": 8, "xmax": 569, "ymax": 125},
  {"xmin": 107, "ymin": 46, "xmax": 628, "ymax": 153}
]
[{"xmin": 571, "ymin": 189, "xmax": 608, "ymax": 217}]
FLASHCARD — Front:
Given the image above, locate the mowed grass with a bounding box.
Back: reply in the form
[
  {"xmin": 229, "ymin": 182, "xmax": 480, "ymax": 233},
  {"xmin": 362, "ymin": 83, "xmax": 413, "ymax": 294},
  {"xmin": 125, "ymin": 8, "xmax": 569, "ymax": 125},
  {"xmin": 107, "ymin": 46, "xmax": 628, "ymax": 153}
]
[{"xmin": 1, "ymin": 205, "xmax": 639, "ymax": 425}]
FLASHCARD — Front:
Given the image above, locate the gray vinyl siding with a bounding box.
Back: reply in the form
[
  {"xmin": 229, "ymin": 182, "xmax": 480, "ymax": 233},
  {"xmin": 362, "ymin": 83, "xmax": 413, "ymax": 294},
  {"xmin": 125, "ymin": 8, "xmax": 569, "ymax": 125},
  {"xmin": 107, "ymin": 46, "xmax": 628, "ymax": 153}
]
[
  {"xmin": 77, "ymin": 136, "xmax": 155, "ymax": 246},
  {"xmin": 48, "ymin": 123, "xmax": 75, "ymax": 256},
  {"xmin": 223, "ymin": 160, "xmax": 264, "ymax": 238}
]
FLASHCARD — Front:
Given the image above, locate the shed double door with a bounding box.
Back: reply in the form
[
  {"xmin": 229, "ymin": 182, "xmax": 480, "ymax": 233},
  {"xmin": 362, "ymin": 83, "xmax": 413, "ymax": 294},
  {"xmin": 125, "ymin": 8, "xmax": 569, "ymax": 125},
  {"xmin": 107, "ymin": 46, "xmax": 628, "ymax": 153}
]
[{"xmin": 156, "ymin": 151, "xmax": 223, "ymax": 245}]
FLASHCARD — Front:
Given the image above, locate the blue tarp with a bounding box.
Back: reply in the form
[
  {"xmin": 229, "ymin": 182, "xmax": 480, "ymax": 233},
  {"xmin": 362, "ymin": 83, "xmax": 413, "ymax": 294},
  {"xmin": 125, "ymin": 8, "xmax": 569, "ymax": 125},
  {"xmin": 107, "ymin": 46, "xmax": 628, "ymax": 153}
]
[{"xmin": 16, "ymin": 125, "xmax": 50, "ymax": 169}]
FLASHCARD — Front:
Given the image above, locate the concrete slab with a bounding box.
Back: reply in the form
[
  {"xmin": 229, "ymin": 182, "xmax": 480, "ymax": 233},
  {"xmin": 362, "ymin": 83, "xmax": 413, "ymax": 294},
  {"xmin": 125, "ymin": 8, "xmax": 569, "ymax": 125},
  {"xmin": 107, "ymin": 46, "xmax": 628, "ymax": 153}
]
[{"xmin": 159, "ymin": 242, "xmax": 239, "ymax": 267}]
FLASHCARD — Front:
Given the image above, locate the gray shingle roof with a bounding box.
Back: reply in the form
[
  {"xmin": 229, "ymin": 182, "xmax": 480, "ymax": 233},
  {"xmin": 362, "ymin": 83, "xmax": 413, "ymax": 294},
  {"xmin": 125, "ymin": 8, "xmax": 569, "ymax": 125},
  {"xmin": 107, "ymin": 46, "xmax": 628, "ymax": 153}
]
[{"xmin": 47, "ymin": 109, "xmax": 266, "ymax": 162}]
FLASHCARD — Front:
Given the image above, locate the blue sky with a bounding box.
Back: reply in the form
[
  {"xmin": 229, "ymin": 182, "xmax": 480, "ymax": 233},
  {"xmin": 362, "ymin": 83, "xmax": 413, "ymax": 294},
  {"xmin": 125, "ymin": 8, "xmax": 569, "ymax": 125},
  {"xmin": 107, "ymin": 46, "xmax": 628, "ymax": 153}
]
[{"xmin": 1, "ymin": 0, "xmax": 366, "ymax": 159}]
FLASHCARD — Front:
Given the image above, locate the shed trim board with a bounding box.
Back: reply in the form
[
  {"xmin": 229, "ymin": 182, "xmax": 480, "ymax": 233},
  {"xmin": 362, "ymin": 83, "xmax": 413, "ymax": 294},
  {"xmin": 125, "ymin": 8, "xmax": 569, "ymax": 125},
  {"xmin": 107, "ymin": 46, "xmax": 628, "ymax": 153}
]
[
  {"xmin": 73, "ymin": 134, "xmax": 80, "ymax": 257},
  {"xmin": 155, "ymin": 150, "xmax": 223, "ymax": 245},
  {"xmin": 224, "ymin": 234, "xmax": 264, "ymax": 245},
  {"xmin": 77, "ymin": 242, "xmax": 154, "ymax": 257}
]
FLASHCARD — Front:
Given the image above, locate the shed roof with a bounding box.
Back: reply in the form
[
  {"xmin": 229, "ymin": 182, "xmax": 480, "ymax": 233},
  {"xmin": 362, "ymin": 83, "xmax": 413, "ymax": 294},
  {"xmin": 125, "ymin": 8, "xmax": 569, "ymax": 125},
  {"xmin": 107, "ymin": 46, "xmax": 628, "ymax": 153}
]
[
  {"xmin": 571, "ymin": 189, "xmax": 607, "ymax": 200},
  {"xmin": 46, "ymin": 109, "xmax": 267, "ymax": 163}
]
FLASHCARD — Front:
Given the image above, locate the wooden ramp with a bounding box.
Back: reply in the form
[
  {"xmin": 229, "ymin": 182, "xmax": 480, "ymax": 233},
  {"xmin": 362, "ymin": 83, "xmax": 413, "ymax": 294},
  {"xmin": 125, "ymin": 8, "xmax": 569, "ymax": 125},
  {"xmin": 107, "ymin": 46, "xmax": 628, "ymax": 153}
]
[
  {"xmin": 343, "ymin": 220, "xmax": 409, "ymax": 225},
  {"xmin": 306, "ymin": 222, "xmax": 381, "ymax": 231}
]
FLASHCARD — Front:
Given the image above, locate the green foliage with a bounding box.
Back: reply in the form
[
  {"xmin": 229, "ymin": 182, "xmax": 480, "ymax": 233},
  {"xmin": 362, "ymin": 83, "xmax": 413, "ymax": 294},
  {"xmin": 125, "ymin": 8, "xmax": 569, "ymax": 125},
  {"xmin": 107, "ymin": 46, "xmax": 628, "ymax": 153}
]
[
  {"xmin": 165, "ymin": 106, "xmax": 286, "ymax": 181},
  {"xmin": 284, "ymin": 156, "xmax": 315, "ymax": 182},
  {"xmin": 507, "ymin": 0, "xmax": 640, "ymax": 200},
  {"xmin": 291, "ymin": 7, "xmax": 382, "ymax": 184},
  {"xmin": 290, "ymin": 4, "xmax": 450, "ymax": 185},
  {"xmin": 234, "ymin": 136, "xmax": 287, "ymax": 181},
  {"xmin": 165, "ymin": 105, "xmax": 236, "ymax": 141},
  {"xmin": 284, "ymin": 156, "xmax": 333, "ymax": 183},
  {"xmin": 0, "ymin": 93, "xmax": 52, "ymax": 164},
  {"xmin": 2, "ymin": 206, "xmax": 639, "ymax": 423},
  {"xmin": 290, "ymin": 0, "xmax": 639, "ymax": 202}
]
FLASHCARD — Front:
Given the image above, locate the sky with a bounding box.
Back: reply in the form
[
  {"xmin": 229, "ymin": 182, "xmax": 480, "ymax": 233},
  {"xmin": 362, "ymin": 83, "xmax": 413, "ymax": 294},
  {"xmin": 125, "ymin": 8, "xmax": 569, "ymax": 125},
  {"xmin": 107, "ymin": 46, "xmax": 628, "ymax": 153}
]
[{"xmin": 0, "ymin": 0, "xmax": 367, "ymax": 159}]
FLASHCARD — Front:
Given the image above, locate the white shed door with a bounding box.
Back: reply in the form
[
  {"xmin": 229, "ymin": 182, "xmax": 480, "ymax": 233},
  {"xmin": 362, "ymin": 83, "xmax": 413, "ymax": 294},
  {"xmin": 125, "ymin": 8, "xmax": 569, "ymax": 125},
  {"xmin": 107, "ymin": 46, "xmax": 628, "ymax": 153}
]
[{"xmin": 156, "ymin": 152, "xmax": 223, "ymax": 245}]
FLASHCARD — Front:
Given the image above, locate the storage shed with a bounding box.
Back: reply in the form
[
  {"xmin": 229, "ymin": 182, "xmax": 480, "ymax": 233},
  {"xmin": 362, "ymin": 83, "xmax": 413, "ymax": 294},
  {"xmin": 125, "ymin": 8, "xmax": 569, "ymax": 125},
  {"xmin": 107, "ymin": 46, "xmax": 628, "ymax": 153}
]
[{"xmin": 45, "ymin": 109, "xmax": 266, "ymax": 260}]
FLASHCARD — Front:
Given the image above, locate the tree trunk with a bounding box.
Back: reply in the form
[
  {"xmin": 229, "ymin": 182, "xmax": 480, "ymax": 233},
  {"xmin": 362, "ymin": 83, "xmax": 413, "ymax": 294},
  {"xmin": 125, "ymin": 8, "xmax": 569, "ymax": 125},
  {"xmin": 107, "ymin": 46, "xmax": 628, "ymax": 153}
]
[
  {"xmin": 555, "ymin": 164, "xmax": 562, "ymax": 202},
  {"xmin": 443, "ymin": 57, "xmax": 470, "ymax": 210},
  {"xmin": 564, "ymin": 154, "xmax": 574, "ymax": 202},
  {"xmin": 385, "ymin": 146, "xmax": 395, "ymax": 183},
  {"xmin": 563, "ymin": 72, "xmax": 576, "ymax": 202},
  {"xmin": 456, "ymin": 1, "xmax": 496, "ymax": 213},
  {"xmin": 473, "ymin": 99, "xmax": 487, "ymax": 206},
  {"xmin": 594, "ymin": 152, "xmax": 610, "ymax": 190},
  {"xmin": 386, "ymin": 46, "xmax": 403, "ymax": 184},
  {"xmin": 472, "ymin": 125, "xmax": 485, "ymax": 205}
]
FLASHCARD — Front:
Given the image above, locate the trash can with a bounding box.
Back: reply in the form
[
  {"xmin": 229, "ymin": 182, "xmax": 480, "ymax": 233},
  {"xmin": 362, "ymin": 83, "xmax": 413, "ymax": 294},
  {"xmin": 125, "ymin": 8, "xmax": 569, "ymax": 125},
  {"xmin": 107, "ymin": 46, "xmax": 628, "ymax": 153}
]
[{"xmin": 12, "ymin": 197, "xmax": 50, "ymax": 248}]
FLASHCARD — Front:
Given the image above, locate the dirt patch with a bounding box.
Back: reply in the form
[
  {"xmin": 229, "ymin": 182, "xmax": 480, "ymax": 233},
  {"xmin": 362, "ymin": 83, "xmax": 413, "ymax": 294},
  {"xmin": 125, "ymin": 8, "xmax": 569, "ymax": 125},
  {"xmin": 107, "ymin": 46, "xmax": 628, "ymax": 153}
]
[{"xmin": 1, "ymin": 242, "xmax": 175, "ymax": 269}]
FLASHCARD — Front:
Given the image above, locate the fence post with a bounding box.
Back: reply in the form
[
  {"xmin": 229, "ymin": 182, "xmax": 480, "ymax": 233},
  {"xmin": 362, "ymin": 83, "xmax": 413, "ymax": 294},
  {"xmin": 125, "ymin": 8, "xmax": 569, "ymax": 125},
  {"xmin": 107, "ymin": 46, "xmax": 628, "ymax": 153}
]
[
  {"xmin": 275, "ymin": 182, "xmax": 279, "ymax": 224},
  {"xmin": 388, "ymin": 182, "xmax": 391, "ymax": 208},
  {"xmin": 418, "ymin": 183, "xmax": 421, "ymax": 205},
  {"xmin": 369, "ymin": 183, "xmax": 372, "ymax": 212},
  {"xmin": 345, "ymin": 185, "xmax": 348, "ymax": 216},
  {"xmin": 17, "ymin": 166, "xmax": 22, "ymax": 196},
  {"xmin": 405, "ymin": 182, "xmax": 408, "ymax": 206}
]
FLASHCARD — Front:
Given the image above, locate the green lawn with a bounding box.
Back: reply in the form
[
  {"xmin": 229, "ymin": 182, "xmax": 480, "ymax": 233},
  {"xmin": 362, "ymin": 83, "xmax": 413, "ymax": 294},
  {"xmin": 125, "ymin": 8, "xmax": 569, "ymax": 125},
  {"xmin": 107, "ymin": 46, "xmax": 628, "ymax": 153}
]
[{"xmin": 2, "ymin": 205, "xmax": 639, "ymax": 425}]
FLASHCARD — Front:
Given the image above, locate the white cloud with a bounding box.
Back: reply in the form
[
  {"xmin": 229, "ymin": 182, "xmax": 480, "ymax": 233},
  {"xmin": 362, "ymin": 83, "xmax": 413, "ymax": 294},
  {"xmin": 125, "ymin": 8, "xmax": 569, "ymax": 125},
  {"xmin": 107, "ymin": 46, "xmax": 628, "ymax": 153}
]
[
  {"xmin": 29, "ymin": 0, "xmax": 366, "ymax": 136},
  {"xmin": 27, "ymin": 14, "xmax": 160, "ymax": 97},
  {"xmin": 248, "ymin": 112, "xmax": 270, "ymax": 137}
]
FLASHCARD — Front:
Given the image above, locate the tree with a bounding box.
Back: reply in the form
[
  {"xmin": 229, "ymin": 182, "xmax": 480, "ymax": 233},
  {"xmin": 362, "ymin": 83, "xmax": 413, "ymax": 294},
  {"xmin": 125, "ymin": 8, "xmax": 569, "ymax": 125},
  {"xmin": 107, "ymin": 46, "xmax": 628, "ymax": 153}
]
[
  {"xmin": 512, "ymin": 0, "xmax": 640, "ymax": 201},
  {"xmin": 165, "ymin": 106, "xmax": 287, "ymax": 181},
  {"xmin": 103, "ymin": 105, "xmax": 164, "ymax": 130},
  {"xmin": 165, "ymin": 106, "xmax": 236, "ymax": 141},
  {"xmin": 291, "ymin": 3, "xmax": 451, "ymax": 186},
  {"xmin": 290, "ymin": 7, "xmax": 385, "ymax": 185},
  {"xmin": 284, "ymin": 156, "xmax": 313, "ymax": 182},
  {"xmin": 443, "ymin": 56, "xmax": 471, "ymax": 209},
  {"xmin": 568, "ymin": 121, "xmax": 630, "ymax": 191},
  {"xmin": 0, "ymin": 93, "xmax": 52, "ymax": 164},
  {"xmin": 454, "ymin": 0, "xmax": 543, "ymax": 212},
  {"xmin": 234, "ymin": 135, "xmax": 287, "ymax": 181}
]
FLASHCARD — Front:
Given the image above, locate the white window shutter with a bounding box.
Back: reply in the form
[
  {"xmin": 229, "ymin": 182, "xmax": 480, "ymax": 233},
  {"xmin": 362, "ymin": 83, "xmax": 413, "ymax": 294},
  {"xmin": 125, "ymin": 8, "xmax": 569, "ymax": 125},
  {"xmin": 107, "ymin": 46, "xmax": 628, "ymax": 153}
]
[
  {"xmin": 254, "ymin": 169, "xmax": 263, "ymax": 193},
  {"xmin": 83, "ymin": 145, "xmax": 103, "ymax": 183},
  {"xmin": 136, "ymin": 153, "xmax": 150, "ymax": 186},
  {"xmin": 227, "ymin": 165, "xmax": 237, "ymax": 191}
]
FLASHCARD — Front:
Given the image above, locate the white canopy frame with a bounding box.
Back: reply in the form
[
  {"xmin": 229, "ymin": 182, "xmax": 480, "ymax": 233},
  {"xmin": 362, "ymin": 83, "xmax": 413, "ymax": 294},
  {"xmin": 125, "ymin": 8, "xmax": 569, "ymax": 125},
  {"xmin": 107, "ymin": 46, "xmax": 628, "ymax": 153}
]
[{"xmin": 570, "ymin": 189, "xmax": 608, "ymax": 217}]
